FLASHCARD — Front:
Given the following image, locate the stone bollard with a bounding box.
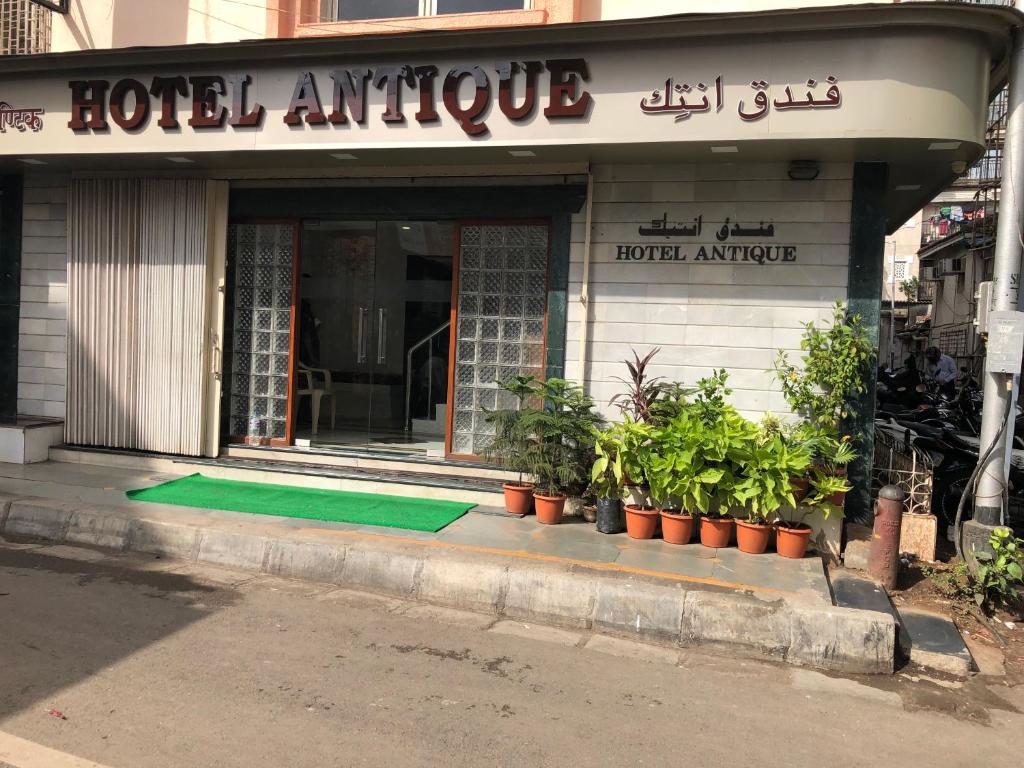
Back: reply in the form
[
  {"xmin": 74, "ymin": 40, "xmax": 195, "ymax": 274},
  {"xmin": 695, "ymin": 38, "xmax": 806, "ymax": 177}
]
[{"xmin": 868, "ymin": 485, "xmax": 906, "ymax": 590}]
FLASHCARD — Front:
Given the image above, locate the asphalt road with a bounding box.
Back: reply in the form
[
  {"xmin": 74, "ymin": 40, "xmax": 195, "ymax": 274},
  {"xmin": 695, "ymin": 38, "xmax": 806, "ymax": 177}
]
[{"xmin": 1, "ymin": 541, "xmax": 1022, "ymax": 768}]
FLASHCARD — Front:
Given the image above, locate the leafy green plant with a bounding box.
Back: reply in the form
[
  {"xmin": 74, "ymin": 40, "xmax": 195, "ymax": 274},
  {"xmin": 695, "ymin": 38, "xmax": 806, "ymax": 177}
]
[
  {"xmin": 772, "ymin": 302, "xmax": 875, "ymax": 435},
  {"xmin": 485, "ymin": 376, "xmax": 603, "ymax": 498},
  {"xmin": 730, "ymin": 433, "xmax": 813, "ymax": 523},
  {"xmin": 590, "ymin": 425, "xmax": 626, "ymax": 500},
  {"xmin": 648, "ymin": 381, "xmax": 693, "ymax": 426},
  {"xmin": 691, "ymin": 368, "xmax": 731, "ymax": 427},
  {"xmin": 974, "ymin": 529, "xmax": 1024, "ymax": 612},
  {"xmin": 612, "ymin": 416, "xmax": 654, "ymax": 491},
  {"xmin": 647, "ymin": 409, "xmax": 727, "ymax": 514},
  {"xmin": 801, "ymin": 469, "xmax": 851, "ymax": 518}
]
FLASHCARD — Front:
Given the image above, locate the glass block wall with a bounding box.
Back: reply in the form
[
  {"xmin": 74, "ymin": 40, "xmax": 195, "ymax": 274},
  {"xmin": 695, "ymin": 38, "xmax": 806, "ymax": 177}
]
[
  {"xmin": 229, "ymin": 224, "xmax": 295, "ymax": 442},
  {"xmin": 452, "ymin": 223, "xmax": 548, "ymax": 456}
]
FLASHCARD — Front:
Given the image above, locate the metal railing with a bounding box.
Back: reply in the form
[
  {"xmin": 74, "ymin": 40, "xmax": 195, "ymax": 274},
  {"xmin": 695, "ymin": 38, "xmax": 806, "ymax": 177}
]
[
  {"xmin": 872, "ymin": 427, "xmax": 934, "ymax": 517},
  {"xmin": 404, "ymin": 320, "xmax": 451, "ymax": 432}
]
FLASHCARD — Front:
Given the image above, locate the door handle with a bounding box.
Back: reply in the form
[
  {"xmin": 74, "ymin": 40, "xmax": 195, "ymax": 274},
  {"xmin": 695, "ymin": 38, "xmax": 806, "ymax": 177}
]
[
  {"xmin": 357, "ymin": 306, "xmax": 369, "ymax": 364},
  {"xmin": 377, "ymin": 308, "xmax": 388, "ymax": 365}
]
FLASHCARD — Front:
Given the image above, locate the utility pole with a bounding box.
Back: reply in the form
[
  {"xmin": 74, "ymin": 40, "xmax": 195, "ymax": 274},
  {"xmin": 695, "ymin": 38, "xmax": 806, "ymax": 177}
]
[{"xmin": 965, "ymin": 26, "xmax": 1024, "ymax": 562}]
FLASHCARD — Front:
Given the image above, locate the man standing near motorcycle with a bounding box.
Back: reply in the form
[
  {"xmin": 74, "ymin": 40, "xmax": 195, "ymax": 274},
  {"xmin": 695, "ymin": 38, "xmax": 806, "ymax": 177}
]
[{"xmin": 924, "ymin": 346, "xmax": 958, "ymax": 398}]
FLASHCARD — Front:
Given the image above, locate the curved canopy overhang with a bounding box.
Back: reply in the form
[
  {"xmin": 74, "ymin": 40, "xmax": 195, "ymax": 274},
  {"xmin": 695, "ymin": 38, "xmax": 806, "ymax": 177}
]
[{"xmin": 0, "ymin": 2, "xmax": 1018, "ymax": 231}]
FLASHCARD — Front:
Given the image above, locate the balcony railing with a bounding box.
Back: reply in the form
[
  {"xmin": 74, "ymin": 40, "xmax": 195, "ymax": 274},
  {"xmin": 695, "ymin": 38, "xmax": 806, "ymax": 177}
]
[{"xmin": 922, "ymin": 218, "xmax": 964, "ymax": 245}]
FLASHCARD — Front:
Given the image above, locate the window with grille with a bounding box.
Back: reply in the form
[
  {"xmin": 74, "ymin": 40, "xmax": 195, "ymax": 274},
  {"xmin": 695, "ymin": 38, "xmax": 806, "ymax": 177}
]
[
  {"xmin": 321, "ymin": 0, "xmax": 525, "ymax": 20},
  {"xmin": 939, "ymin": 329, "xmax": 968, "ymax": 359},
  {"xmin": 0, "ymin": 0, "xmax": 50, "ymax": 55},
  {"xmin": 893, "ymin": 261, "xmax": 908, "ymax": 281}
]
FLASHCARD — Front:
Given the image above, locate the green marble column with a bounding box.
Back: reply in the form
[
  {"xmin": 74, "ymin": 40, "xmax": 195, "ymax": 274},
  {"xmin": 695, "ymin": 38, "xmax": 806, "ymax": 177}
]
[
  {"xmin": 844, "ymin": 162, "xmax": 889, "ymax": 527},
  {"xmin": 0, "ymin": 175, "xmax": 23, "ymax": 424}
]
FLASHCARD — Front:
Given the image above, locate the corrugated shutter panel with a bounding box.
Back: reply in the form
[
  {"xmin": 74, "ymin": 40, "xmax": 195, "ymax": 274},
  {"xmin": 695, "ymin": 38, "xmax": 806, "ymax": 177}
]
[{"xmin": 66, "ymin": 178, "xmax": 210, "ymax": 455}]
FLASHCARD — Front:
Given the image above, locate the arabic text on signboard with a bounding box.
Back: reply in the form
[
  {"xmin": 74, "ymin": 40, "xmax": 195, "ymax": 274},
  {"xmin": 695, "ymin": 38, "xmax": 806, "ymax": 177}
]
[
  {"xmin": 616, "ymin": 212, "xmax": 798, "ymax": 265},
  {"xmin": 640, "ymin": 74, "xmax": 841, "ymax": 122}
]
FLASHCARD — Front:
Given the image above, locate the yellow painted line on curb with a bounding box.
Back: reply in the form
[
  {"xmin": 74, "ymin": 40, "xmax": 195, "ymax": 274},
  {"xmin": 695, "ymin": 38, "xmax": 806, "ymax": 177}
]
[
  {"xmin": 298, "ymin": 527, "xmax": 794, "ymax": 597},
  {"xmin": 0, "ymin": 730, "xmax": 115, "ymax": 768}
]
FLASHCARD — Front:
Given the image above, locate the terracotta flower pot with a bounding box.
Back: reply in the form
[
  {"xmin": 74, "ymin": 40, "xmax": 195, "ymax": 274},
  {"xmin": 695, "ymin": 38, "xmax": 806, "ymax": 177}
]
[
  {"xmin": 776, "ymin": 523, "xmax": 813, "ymax": 559},
  {"xmin": 699, "ymin": 516, "xmax": 734, "ymax": 548},
  {"xmin": 582, "ymin": 504, "xmax": 597, "ymax": 523},
  {"xmin": 502, "ymin": 483, "xmax": 534, "ymax": 516},
  {"xmin": 659, "ymin": 509, "xmax": 695, "ymax": 545},
  {"xmin": 790, "ymin": 476, "xmax": 810, "ymax": 504},
  {"xmin": 736, "ymin": 520, "xmax": 772, "ymax": 554},
  {"xmin": 533, "ymin": 493, "xmax": 566, "ymax": 525},
  {"xmin": 625, "ymin": 505, "xmax": 659, "ymax": 539}
]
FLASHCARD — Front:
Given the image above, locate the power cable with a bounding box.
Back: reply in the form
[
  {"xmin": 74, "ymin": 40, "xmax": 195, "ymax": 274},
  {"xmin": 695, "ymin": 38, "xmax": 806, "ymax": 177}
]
[{"xmin": 954, "ymin": 395, "xmax": 1013, "ymax": 561}]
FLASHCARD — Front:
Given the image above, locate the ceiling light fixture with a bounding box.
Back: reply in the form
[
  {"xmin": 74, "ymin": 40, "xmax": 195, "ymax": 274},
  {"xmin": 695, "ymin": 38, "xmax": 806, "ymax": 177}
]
[
  {"xmin": 710, "ymin": 146, "xmax": 738, "ymax": 154},
  {"xmin": 330, "ymin": 152, "xmax": 358, "ymax": 160},
  {"xmin": 166, "ymin": 156, "xmax": 193, "ymax": 164},
  {"xmin": 928, "ymin": 141, "xmax": 961, "ymax": 151},
  {"xmin": 508, "ymin": 150, "xmax": 536, "ymax": 157},
  {"xmin": 18, "ymin": 158, "xmax": 46, "ymax": 165},
  {"xmin": 894, "ymin": 184, "xmax": 921, "ymax": 191}
]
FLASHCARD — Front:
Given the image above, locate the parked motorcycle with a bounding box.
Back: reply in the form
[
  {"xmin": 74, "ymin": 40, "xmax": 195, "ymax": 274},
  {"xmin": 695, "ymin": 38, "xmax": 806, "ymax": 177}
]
[{"xmin": 875, "ymin": 416, "xmax": 1024, "ymax": 535}]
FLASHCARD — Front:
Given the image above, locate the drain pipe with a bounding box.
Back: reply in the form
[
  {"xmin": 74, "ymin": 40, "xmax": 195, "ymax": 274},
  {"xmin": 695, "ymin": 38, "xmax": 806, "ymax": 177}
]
[
  {"xmin": 974, "ymin": 26, "xmax": 1024, "ymax": 530},
  {"xmin": 576, "ymin": 171, "xmax": 595, "ymax": 384}
]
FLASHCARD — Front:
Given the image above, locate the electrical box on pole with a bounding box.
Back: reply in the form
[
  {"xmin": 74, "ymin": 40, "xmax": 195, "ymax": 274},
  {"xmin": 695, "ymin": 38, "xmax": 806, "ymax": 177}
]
[
  {"xmin": 985, "ymin": 310, "xmax": 1024, "ymax": 374},
  {"xmin": 975, "ymin": 281, "xmax": 994, "ymax": 335}
]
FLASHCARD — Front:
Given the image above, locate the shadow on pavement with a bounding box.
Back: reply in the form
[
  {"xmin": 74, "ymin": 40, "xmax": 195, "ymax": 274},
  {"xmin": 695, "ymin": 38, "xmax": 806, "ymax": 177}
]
[{"xmin": 0, "ymin": 543, "xmax": 239, "ymax": 721}]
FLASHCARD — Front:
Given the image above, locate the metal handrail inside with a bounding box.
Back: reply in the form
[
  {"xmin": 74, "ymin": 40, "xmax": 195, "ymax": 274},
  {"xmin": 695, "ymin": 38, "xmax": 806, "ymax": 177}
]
[{"xmin": 404, "ymin": 320, "xmax": 451, "ymax": 432}]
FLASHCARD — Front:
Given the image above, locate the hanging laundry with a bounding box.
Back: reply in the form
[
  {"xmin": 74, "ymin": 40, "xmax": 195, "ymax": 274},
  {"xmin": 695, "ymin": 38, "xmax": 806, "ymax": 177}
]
[{"xmin": 950, "ymin": 205, "xmax": 964, "ymax": 221}]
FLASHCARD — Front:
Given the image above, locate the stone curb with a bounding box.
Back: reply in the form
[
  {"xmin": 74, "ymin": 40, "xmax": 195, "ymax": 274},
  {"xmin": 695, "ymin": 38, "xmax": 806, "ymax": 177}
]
[{"xmin": 0, "ymin": 495, "xmax": 896, "ymax": 674}]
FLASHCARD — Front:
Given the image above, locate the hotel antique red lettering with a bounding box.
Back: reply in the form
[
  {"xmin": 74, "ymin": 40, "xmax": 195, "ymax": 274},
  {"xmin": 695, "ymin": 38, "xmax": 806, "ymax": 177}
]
[{"xmin": 68, "ymin": 59, "xmax": 592, "ymax": 136}]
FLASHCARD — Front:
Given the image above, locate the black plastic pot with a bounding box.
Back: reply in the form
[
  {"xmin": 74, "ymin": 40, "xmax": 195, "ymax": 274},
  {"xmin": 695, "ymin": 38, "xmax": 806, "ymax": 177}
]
[{"xmin": 595, "ymin": 497, "xmax": 625, "ymax": 534}]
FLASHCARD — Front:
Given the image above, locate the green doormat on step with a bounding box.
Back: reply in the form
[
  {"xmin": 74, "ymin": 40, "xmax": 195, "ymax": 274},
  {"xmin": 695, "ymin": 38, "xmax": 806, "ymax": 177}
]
[{"xmin": 126, "ymin": 474, "xmax": 475, "ymax": 533}]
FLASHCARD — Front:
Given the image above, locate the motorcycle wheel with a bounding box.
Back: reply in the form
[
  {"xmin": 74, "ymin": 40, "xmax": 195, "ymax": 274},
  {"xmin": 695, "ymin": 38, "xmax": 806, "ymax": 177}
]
[{"xmin": 935, "ymin": 468, "xmax": 973, "ymax": 528}]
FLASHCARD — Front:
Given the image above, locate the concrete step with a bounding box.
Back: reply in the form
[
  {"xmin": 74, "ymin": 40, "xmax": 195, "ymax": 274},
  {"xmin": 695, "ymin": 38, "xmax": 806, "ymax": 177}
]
[
  {"xmin": 895, "ymin": 607, "xmax": 975, "ymax": 677},
  {"xmin": 49, "ymin": 446, "xmax": 507, "ymax": 508},
  {"xmin": 0, "ymin": 419, "xmax": 64, "ymax": 464}
]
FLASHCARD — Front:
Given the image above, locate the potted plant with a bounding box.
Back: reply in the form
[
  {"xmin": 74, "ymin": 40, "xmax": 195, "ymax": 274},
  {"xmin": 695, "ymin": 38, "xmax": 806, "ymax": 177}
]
[
  {"xmin": 591, "ymin": 425, "xmax": 626, "ymax": 534},
  {"xmin": 731, "ymin": 431, "xmax": 812, "ymax": 555},
  {"xmin": 505, "ymin": 377, "xmax": 603, "ymax": 525},
  {"xmin": 818, "ymin": 435, "xmax": 856, "ymax": 507},
  {"xmin": 484, "ymin": 375, "xmax": 541, "ymax": 516},
  {"xmin": 776, "ymin": 469, "xmax": 850, "ymax": 559},
  {"xmin": 646, "ymin": 409, "xmax": 724, "ymax": 546},
  {"xmin": 612, "ymin": 415, "xmax": 655, "ymax": 512}
]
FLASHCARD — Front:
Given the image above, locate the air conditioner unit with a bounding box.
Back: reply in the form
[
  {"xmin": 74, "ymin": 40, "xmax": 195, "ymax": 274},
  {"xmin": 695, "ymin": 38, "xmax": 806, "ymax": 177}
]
[
  {"xmin": 939, "ymin": 256, "xmax": 965, "ymax": 276},
  {"xmin": 920, "ymin": 265, "xmax": 937, "ymax": 281}
]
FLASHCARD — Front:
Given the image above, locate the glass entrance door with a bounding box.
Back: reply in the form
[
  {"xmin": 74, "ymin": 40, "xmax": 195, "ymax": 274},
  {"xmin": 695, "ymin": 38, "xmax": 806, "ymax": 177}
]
[{"xmin": 296, "ymin": 220, "xmax": 454, "ymax": 454}]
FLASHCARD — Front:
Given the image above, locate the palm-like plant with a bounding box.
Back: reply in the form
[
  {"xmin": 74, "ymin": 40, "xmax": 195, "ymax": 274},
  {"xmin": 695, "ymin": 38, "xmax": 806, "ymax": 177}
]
[{"xmin": 486, "ymin": 376, "xmax": 603, "ymax": 498}]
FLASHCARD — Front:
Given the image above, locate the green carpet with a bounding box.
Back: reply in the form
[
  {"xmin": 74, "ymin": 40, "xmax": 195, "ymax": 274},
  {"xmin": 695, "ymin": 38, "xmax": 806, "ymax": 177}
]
[{"xmin": 126, "ymin": 474, "xmax": 475, "ymax": 533}]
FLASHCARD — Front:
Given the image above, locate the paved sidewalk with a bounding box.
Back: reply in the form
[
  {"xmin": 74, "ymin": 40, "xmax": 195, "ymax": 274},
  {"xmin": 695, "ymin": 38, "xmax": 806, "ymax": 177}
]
[
  {"xmin": 0, "ymin": 459, "xmax": 896, "ymax": 673},
  {"xmin": 0, "ymin": 460, "xmax": 831, "ymax": 604}
]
